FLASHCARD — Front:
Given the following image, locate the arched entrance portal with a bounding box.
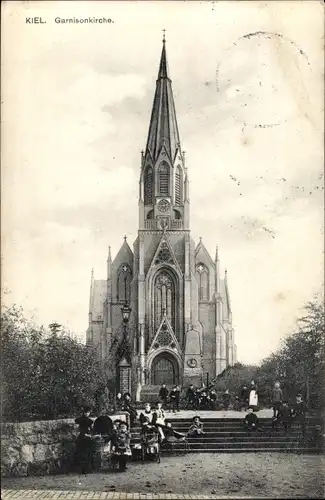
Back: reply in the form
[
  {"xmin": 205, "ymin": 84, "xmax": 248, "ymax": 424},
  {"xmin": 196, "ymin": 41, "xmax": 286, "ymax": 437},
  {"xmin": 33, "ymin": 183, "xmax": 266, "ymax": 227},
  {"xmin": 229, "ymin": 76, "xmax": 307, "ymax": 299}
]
[{"xmin": 151, "ymin": 352, "xmax": 179, "ymax": 386}]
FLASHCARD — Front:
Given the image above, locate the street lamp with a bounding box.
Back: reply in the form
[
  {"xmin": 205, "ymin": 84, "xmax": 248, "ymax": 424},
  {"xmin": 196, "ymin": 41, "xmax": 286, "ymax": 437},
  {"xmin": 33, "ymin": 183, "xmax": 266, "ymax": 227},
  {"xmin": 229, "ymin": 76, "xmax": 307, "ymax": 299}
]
[{"xmin": 121, "ymin": 302, "xmax": 132, "ymax": 324}]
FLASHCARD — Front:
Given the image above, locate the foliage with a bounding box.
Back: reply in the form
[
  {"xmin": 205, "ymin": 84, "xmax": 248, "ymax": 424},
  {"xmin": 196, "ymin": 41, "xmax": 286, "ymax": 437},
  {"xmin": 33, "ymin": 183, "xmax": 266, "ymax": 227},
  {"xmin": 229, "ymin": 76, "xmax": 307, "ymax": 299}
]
[
  {"xmin": 256, "ymin": 297, "xmax": 325, "ymax": 408},
  {"xmin": 1, "ymin": 305, "xmax": 112, "ymax": 422},
  {"xmin": 213, "ymin": 363, "xmax": 257, "ymax": 396},
  {"xmin": 211, "ymin": 297, "xmax": 324, "ymax": 410}
]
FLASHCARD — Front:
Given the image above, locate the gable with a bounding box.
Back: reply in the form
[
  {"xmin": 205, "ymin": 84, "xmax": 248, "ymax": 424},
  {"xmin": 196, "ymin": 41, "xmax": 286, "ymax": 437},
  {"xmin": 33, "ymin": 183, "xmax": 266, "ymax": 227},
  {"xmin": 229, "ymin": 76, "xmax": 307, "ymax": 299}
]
[
  {"xmin": 146, "ymin": 232, "xmax": 183, "ymax": 278},
  {"xmin": 148, "ymin": 313, "xmax": 181, "ymax": 355}
]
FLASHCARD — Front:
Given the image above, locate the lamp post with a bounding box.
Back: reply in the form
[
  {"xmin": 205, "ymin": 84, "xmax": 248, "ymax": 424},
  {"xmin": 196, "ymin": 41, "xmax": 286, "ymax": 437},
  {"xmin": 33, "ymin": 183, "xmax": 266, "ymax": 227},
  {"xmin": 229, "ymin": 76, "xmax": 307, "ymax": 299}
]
[
  {"xmin": 121, "ymin": 302, "xmax": 132, "ymax": 332},
  {"xmin": 119, "ymin": 302, "xmax": 132, "ymax": 396}
]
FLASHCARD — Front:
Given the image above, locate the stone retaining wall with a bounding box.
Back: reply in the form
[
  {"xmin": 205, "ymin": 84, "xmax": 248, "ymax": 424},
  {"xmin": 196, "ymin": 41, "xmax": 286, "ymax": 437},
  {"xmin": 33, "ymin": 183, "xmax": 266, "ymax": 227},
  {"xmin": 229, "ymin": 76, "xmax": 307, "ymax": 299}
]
[{"xmin": 1, "ymin": 414, "xmax": 128, "ymax": 478}]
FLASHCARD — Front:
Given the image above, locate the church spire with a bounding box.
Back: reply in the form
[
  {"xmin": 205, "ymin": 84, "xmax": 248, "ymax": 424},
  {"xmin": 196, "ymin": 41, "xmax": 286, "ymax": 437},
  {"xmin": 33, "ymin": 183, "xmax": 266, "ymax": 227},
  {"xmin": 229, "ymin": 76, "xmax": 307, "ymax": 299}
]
[{"xmin": 145, "ymin": 38, "xmax": 181, "ymax": 162}]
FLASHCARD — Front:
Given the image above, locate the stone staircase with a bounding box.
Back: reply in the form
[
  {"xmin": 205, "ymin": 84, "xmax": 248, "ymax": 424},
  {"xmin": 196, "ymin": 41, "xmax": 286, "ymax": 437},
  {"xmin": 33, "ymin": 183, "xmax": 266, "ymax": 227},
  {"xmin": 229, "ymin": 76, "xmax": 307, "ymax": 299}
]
[{"xmin": 130, "ymin": 416, "xmax": 323, "ymax": 454}]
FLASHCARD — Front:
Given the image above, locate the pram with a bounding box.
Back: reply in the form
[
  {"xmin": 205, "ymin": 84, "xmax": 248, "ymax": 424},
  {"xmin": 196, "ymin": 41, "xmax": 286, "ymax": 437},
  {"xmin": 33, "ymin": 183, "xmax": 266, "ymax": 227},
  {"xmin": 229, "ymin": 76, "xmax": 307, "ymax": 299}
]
[{"xmin": 141, "ymin": 427, "xmax": 160, "ymax": 463}]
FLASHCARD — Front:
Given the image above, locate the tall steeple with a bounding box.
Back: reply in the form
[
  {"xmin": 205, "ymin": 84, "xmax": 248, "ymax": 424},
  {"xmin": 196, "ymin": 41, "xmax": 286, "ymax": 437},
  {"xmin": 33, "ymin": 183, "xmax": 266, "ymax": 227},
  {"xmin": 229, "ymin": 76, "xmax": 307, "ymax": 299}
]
[
  {"xmin": 139, "ymin": 37, "xmax": 189, "ymax": 231},
  {"xmin": 145, "ymin": 38, "xmax": 181, "ymax": 163}
]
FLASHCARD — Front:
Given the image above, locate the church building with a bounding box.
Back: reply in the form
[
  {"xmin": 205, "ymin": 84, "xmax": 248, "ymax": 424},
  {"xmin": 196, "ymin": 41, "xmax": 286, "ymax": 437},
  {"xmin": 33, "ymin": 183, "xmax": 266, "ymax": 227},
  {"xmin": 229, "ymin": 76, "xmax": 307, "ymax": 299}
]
[{"xmin": 87, "ymin": 39, "xmax": 237, "ymax": 400}]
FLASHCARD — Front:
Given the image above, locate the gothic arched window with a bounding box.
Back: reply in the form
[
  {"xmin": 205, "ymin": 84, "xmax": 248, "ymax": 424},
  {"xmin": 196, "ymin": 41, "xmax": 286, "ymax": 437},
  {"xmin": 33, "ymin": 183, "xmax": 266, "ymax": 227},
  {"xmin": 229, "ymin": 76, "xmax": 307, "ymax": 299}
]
[
  {"xmin": 154, "ymin": 270, "xmax": 176, "ymax": 334},
  {"xmin": 117, "ymin": 264, "xmax": 132, "ymax": 303},
  {"xmin": 196, "ymin": 263, "xmax": 209, "ymax": 301},
  {"xmin": 158, "ymin": 162, "xmax": 169, "ymax": 196},
  {"xmin": 175, "ymin": 165, "xmax": 183, "ymax": 205},
  {"xmin": 144, "ymin": 166, "xmax": 153, "ymax": 204}
]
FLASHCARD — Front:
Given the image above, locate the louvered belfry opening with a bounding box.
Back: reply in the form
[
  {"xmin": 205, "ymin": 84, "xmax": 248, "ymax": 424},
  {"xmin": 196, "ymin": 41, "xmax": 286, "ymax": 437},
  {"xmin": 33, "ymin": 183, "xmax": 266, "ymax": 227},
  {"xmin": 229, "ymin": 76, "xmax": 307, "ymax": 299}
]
[
  {"xmin": 175, "ymin": 165, "xmax": 182, "ymax": 205},
  {"xmin": 158, "ymin": 162, "xmax": 169, "ymax": 196},
  {"xmin": 144, "ymin": 166, "xmax": 153, "ymax": 204}
]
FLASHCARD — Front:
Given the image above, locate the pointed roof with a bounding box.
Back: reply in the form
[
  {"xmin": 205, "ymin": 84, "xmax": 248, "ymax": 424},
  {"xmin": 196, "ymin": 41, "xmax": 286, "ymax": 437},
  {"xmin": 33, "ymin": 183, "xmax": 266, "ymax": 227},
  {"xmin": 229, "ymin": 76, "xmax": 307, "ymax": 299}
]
[
  {"xmin": 113, "ymin": 237, "xmax": 134, "ymax": 268},
  {"xmin": 148, "ymin": 311, "xmax": 181, "ymax": 355},
  {"xmin": 195, "ymin": 238, "xmax": 215, "ymax": 268},
  {"xmin": 145, "ymin": 40, "xmax": 181, "ymax": 163}
]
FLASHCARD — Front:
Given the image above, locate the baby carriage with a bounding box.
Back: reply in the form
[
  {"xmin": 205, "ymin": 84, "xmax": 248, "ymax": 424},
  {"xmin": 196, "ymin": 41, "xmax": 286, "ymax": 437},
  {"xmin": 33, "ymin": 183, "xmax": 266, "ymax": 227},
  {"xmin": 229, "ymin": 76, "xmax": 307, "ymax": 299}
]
[{"xmin": 141, "ymin": 427, "xmax": 160, "ymax": 463}]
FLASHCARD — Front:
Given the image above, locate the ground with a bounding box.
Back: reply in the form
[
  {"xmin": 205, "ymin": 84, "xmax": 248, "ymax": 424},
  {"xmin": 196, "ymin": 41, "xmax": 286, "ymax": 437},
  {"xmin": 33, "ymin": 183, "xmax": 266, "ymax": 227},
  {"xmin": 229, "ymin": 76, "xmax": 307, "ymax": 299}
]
[{"xmin": 2, "ymin": 453, "xmax": 325, "ymax": 499}]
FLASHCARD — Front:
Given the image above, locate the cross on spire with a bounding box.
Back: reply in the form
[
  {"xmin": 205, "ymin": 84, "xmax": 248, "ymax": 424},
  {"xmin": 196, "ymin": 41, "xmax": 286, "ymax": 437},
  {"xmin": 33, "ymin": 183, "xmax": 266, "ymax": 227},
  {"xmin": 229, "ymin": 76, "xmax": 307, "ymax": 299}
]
[
  {"xmin": 162, "ymin": 29, "xmax": 166, "ymax": 43},
  {"xmin": 123, "ymin": 235, "xmax": 127, "ymax": 242}
]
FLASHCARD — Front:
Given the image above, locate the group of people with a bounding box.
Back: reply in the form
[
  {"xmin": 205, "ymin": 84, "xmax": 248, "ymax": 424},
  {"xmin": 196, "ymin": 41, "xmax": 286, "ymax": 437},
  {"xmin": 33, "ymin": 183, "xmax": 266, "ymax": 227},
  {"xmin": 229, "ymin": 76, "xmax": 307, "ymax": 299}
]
[
  {"xmin": 243, "ymin": 392, "xmax": 307, "ymax": 435},
  {"xmin": 157, "ymin": 380, "xmax": 260, "ymax": 411},
  {"xmin": 139, "ymin": 401, "xmax": 205, "ymax": 443},
  {"xmin": 75, "ymin": 407, "xmax": 132, "ymax": 473},
  {"xmin": 74, "ymin": 398, "xmax": 209, "ymax": 473}
]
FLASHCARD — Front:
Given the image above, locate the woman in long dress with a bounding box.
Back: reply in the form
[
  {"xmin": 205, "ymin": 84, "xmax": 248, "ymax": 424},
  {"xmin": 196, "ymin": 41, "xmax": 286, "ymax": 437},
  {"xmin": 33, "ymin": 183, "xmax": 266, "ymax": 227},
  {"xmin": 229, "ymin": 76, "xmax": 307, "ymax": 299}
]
[{"xmin": 249, "ymin": 381, "xmax": 258, "ymax": 410}]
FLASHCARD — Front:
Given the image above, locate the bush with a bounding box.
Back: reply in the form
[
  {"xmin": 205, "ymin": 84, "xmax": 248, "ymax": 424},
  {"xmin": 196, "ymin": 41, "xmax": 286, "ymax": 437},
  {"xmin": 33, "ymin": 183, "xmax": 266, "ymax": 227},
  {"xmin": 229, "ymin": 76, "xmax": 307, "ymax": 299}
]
[{"xmin": 1, "ymin": 305, "xmax": 111, "ymax": 422}]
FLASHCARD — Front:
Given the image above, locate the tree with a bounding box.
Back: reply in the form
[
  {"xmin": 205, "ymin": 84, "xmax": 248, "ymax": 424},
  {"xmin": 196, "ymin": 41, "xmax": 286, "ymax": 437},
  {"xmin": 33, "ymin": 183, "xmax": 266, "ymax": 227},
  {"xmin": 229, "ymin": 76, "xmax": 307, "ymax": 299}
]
[
  {"xmin": 1, "ymin": 305, "xmax": 110, "ymax": 422},
  {"xmin": 257, "ymin": 297, "xmax": 325, "ymax": 409},
  {"xmin": 214, "ymin": 362, "xmax": 258, "ymax": 396}
]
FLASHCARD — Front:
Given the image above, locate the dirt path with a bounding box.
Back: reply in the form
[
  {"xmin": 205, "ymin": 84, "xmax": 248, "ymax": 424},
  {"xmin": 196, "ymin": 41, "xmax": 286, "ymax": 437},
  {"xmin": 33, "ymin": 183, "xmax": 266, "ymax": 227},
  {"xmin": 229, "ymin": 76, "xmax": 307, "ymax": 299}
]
[{"xmin": 2, "ymin": 453, "xmax": 324, "ymax": 498}]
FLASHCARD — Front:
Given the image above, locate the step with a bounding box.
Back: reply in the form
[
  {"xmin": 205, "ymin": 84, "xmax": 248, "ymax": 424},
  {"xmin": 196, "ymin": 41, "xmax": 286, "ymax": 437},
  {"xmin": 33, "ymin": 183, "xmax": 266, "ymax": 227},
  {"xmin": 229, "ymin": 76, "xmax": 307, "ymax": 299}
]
[{"xmin": 158, "ymin": 447, "xmax": 321, "ymax": 454}]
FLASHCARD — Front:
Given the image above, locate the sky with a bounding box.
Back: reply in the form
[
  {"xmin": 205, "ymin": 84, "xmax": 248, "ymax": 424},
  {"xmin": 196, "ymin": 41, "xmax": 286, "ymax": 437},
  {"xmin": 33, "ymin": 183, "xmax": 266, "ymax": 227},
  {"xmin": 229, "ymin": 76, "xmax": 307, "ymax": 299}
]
[{"xmin": 2, "ymin": 1, "xmax": 324, "ymax": 364}]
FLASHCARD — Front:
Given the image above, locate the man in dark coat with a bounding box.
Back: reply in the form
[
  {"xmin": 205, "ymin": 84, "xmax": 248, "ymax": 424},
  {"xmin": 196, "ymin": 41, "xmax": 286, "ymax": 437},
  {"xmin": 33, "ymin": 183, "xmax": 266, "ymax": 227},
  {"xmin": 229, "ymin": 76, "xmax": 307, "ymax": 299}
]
[
  {"xmin": 222, "ymin": 389, "xmax": 231, "ymax": 410},
  {"xmin": 186, "ymin": 384, "xmax": 196, "ymax": 409},
  {"xmin": 158, "ymin": 383, "xmax": 169, "ymax": 408},
  {"xmin": 277, "ymin": 401, "xmax": 291, "ymax": 434},
  {"xmin": 240, "ymin": 386, "xmax": 249, "ymax": 411},
  {"xmin": 169, "ymin": 386, "xmax": 180, "ymax": 413},
  {"xmin": 291, "ymin": 394, "xmax": 307, "ymax": 436},
  {"xmin": 122, "ymin": 393, "xmax": 138, "ymax": 425}
]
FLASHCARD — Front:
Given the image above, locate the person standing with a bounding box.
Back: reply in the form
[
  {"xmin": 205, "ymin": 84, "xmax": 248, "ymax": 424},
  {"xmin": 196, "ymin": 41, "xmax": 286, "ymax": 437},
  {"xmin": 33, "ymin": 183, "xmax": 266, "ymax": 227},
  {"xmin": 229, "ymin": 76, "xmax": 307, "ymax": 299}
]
[
  {"xmin": 240, "ymin": 386, "xmax": 249, "ymax": 411},
  {"xmin": 277, "ymin": 401, "xmax": 292, "ymax": 434},
  {"xmin": 74, "ymin": 406, "xmax": 94, "ymax": 474},
  {"xmin": 222, "ymin": 389, "xmax": 231, "ymax": 410},
  {"xmin": 291, "ymin": 394, "xmax": 307, "ymax": 436},
  {"xmin": 186, "ymin": 384, "xmax": 196, "ymax": 409},
  {"xmin": 111, "ymin": 421, "xmax": 132, "ymax": 471},
  {"xmin": 249, "ymin": 382, "xmax": 258, "ymax": 410},
  {"xmin": 272, "ymin": 382, "xmax": 283, "ymax": 418},
  {"xmin": 169, "ymin": 386, "xmax": 180, "ymax": 413},
  {"xmin": 159, "ymin": 383, "xmax": 169, "ymax": 408},
  {"xmin": 152, "ymin": 401, "xmax": 167, "ymax": 442},
  {"xmin": 122, "ymin": 393, "xmax": 138, "ymax": 425},
  {"xmin": 114, "ymin": 392, "xmax": 124, "ymax": 413}
]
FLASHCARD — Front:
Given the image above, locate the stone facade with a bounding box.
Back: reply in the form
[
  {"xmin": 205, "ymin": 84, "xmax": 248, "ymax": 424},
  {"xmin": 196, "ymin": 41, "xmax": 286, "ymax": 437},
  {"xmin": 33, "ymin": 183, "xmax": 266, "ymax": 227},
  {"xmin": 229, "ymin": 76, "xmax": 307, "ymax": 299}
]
[
  {"xmin": 1, "ymin": 415, "xmax": 127, "ymax": 478},
  {"xmin": 87, "ymin": 40, "xmax": 237, "ymax": 400}
]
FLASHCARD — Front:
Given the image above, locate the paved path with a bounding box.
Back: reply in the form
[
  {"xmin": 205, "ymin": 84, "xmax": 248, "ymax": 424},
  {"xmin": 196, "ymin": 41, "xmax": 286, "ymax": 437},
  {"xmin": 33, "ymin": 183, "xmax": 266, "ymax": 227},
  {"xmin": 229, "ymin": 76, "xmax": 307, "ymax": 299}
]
[{"xmin": 1, "ymin": 491, "xmax": 280, "ymax": 499}]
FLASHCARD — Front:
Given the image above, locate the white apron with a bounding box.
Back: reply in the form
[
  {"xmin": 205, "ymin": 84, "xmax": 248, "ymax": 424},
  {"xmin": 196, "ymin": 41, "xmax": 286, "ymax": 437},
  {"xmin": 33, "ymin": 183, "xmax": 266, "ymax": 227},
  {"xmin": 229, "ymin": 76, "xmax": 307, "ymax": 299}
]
[{"xmin": 249, "ymin": 390, "xmax": 258, "ymax": 407}]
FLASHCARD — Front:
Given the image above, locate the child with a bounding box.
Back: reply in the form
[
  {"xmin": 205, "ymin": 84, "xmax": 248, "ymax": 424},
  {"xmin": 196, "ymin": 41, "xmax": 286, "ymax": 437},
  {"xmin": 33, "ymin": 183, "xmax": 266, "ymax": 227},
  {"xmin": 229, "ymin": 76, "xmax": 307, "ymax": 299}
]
[
  {"xmin": 139, "ymin": 403, "xmax": 154, "ymax": 431},
  {"xmin": 277, "ymin": 401, "xmax": 291, "ymax": 434},
  {"xmin": 162, "ymin": 419, "xmax": 186, "ymax": 444},
  {"xmin": 272, "ymin": 382, "xmax": 283, "ymax": 418},
  {"xmin": 187, "ymin": 416, "xmax": 205, "ymax": 437},
  {"xmin": 244, "ymin": 407, "xmax": 259, "ymax": 432},
  {"xmin": 111, "ymin": 421, "xmax": 132, "ymax": 471},
  {"xmin": 152, "ymin": 401, "xmax": 166, "ymax": 442}
]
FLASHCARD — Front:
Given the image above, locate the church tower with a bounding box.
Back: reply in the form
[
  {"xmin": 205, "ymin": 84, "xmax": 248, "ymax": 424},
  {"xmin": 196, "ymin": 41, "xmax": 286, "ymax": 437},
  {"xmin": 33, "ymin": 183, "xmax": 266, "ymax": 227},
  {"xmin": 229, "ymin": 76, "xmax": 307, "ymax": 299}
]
[{"xmin": 87, "ymin": 38, "xmax": 237, "ymax": 400}]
